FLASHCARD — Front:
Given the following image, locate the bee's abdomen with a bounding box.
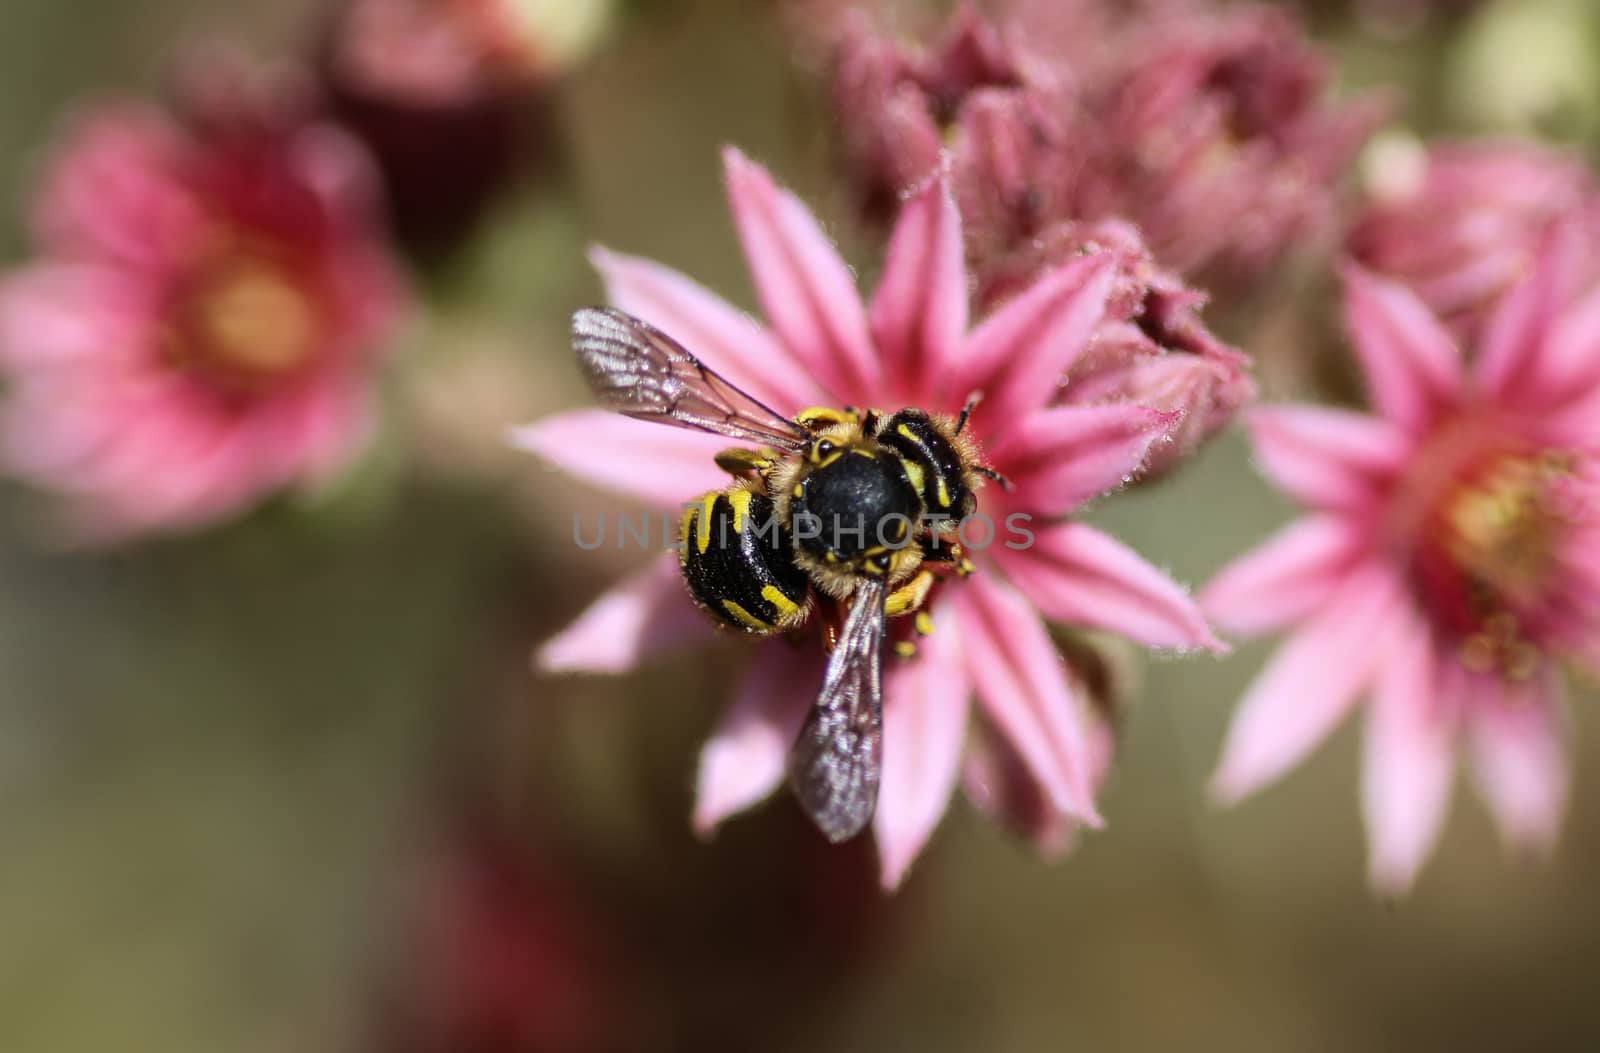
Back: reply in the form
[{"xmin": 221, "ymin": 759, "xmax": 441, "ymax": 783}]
[
  {"xmin": 681, "ymin": 488, "xmax": 811, "ymax": 633},
  {"xmin": 879, "ymin": 409, "xmax": 973, "ymax": 523}
]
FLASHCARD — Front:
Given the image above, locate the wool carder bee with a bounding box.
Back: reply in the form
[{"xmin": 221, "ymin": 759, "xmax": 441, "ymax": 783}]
[{"xmin": 570, "ymin": 307, "xmax": 1002, "ymax": 842}]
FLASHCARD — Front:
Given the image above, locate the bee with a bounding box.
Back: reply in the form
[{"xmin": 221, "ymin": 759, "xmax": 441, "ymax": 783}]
[{"xmin": 570, "ymin": 307, "xmax": 1001, "ymax": 842}]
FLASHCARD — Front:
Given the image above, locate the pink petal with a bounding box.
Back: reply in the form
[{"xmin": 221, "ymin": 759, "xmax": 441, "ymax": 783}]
[
  {"xmin": 868, "ymin": 170, "xmax": 968, "ymax": 404},
  {"xmin": 962, "ymin": 724, "xmax": 1079, "ymax": 860},
  {"xmin": 1474, "ymin": 226, "xmax": 1582, "ymax": 403},
  {"xmin": 874, "ymin": 616, "xmax": 970, "ymax": 890},
  {"xmin": 722, "ymin": 148, "xmax": 878, "ymax": 403},
  {"xmin": 1362, "ymin": 613, "xmax": 1455, "ymax": 896},
  {"xmin": 1341, "ymin": 264, "xmax": 1463, "ymax": 432},
  {"xmin": 1468, "ymin": 671, "xmax": 1569, "ymax": 857},
  {"xmin": 536, "ymin": 554, "xmax": 713, "ymax": 674},
  {"xmin": 589, "ymin": 246, "xmax": 822, "ymax": 414},
  {"xmin": 1212, "ymin": 562, "xmax": 1404, "ymax": 803},
  {"xmin": 0, "ymin": 264, "xmax": 157, "ymax": 369},
  {"xmin": 992, "ymin": 522, "xmax": 1224, "ymax": 652},
  {"xmin": 1538, "ymin": 282, "xmax": 1600, "ymax": 414},
  {"xmin": 951, "ymin": 575, "xmax": 1102, "ymax": 825},
  {"xmin": 1246, "ymin": 405, "xmax": 1410, "ymax": 511},
  {"xmin": 246, "ymin": 370, "xmax": 371, "ymax": 488},
  {"xmin": 32, "ymin": 103, "xmax": 209, "ymax": 268},
  {"xmin": 35, "ymin": 378, "xmax": 264, "ymax": 533},
  {"xmin": 692, "ymin": 641, "xmax": 819, "ymax": 835},
  {"xmin": 1201, "ymin": 516, "xmax": 1368, "ymax": 638},
  {"xmin": 988, "ymin": 403, "xmax": 1179, "ymax": 518},
  {"xmin": 508, "ymin": 409, "xmax": 730, "ymax": 509},
  {"xmin": 950, "ymin": 254, "xmax": 1115, "ymax": 438}
]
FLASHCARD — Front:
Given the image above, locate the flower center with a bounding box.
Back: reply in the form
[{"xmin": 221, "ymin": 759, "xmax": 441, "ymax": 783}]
[
  {"xmin": 171, "ymin": 253, "xmax": 322, "ymax": 392},
  {"xmin": 1408, "ymin": 433, "xmax": 1581, "ymax": 680},
  {"xmin": 1439, "ymin": 452, "xmax": 1567, "ymax": 596}
]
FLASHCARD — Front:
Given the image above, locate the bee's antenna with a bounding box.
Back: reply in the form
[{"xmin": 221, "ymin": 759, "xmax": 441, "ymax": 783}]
[{"xmin": 956, "ymin": 391, "xmax": 983, "ymax": 434}]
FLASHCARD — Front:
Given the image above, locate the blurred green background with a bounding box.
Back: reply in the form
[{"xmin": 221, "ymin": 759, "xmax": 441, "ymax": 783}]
[{"xmin": 3, "ymin": 0, "xmax": 1600, "ymax": 1050}]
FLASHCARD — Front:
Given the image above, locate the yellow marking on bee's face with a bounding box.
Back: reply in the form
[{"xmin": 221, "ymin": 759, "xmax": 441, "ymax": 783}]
[
  {"xmin": 811, "ymin": 450, "xmax": 844, "ymax": 469},
  {"xmin": 899, "ymin": 459, "xmax": 926, "ymax": 496},
  {"xmin": 863, "ymin": 545, "xmax": 889, "ymax": 558},
  {"xmin": 850, "ymin": 448, "xmax": 876, "ymax": 460},
  {"xmin": 936, "ymin": 475, "xmax": 952, "ymax": 509},
  {"xmin": 697, "ymin": 492, "xmax": 718, "ymax": 554},
  {"xmin": 792, "ymin": 483, "xmax": 805, "ymax": 499},
  {"xmin": 760, "ymin": 584, "xmax": 799, "ymax": 618},
  {"xmin": 720, "ymin": 599, "xmax": 770, "ymax": 630},
  {"xmin": 896, "ymin": 423, "xmax": 920, "ymax": 444},
  {"xmin": 727, "ymin": 488, "xmax": 753, "ymax": 535},
  {"xmin": 914, "ymin": 611, "xmax": 934, "ymax": 636}
]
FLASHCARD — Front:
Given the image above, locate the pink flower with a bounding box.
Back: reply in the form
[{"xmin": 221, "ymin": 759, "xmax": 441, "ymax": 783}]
[
  {"xmin": 824, "ymin": 2, "xmax": 1383, "ymax": 288},
  {"xmin": 513, "ymin": 148, "xmax": 1222, "ymax": 889},
  {"xmin": 0, "ymin": 67, "xmax": 407, "ymax": 541},
  {"xmin": 1204, "ymin": 236, "xmax": 1600, "ymax": 893},
  {"xmin": 1348, "ymin": 138, "xmax": 1600, "ymax": 346},
  {"xmin": 1071, "ymin": 3, "xmax": 1387, "ymax": 283}
]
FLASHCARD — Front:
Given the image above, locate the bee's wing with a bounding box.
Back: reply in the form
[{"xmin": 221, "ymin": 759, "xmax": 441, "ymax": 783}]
[
  {"xmin": 788, "ymin": 578, "xmax": 885, "ymax": 842},
  {"xmin": 572, "ymin": 307, "xmax": 809, "ymax": 451}
]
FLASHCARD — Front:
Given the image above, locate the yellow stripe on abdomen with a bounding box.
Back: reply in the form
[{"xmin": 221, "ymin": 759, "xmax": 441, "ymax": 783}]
[
  {"xmin": 720, "ymin": 598, "xmax": 771, "ymax": 630},
  {"xmin": 697, "ymin": 492, "xmax": 718, "ymax": 554},
  {"xmin": 761, "ymin": 584, "xmax": 799, "ymax": 618},
  {"xmin": 727, "ymin": 488, "xmax": 753, "ymax": 535}
]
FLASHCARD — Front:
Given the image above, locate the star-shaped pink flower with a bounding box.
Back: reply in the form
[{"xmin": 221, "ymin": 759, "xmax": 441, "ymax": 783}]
[
  {"xmin": 1205, "ymin": 232, "xmax": 1600, "ymax": 893},
  {"xmin": 514, "ymin": 148, "xmax": 1222, "ymax": 889}
]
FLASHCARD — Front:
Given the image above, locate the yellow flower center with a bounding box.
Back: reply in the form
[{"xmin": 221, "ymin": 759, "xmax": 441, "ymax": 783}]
[
  {"xmin": 1439, "ymin": 452, "xmax": 1569, "ymax": 599},
  {"xmin": 1413, "ymin": 444, "xmax": 1578, "ymax": 681},
  {"xmin": 172, "ymin": 253, "xmax": 322, "ymax": 392}
]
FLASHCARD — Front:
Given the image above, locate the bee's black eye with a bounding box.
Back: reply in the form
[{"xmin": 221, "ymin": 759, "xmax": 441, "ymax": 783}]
[
  {"xmin": 816, "ymin": 440, "xmax": 836, "ymax": 458},
  {"xmin": 872, "ymin": 553, "xmax": 891, "ymax": 572}
]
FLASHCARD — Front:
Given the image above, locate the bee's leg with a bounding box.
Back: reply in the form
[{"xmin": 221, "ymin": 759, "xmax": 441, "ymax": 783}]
[
  {"xmin": 974, "ymin": 464, "xmax": 1013, "ymax": 492},
  {"xmin": 919, "ymin": 535, "xmax": 976, "ymax": 577},
  {"xmin": 886, "ymin": 569, "xmax": 935, "ymax": 618},
  {"xmin": 714, "ymin": 446, "xmax": 780, "ymax": 477},
  {"xmin": 888, "ymin": 573, "xmax": 939, "ymax": 659}
]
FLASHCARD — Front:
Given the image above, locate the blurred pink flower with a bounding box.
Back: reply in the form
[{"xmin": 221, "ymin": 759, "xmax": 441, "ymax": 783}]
[
  {"xmin": 826, "ymin": 2, "xmax": 1383, "ymax": 288},
  {"xmin": 1079, "ymin": 4, "xmax": 1387, "ymax": 282},
  {"xmin": 513, "ymin": 149, "xmax": 1223, "ymax": 889},
  {"xmin": 1204, "ymin": 236, "xmax": 1600, "ymax": 893},
  {"xmin": 0, "ymin": 69, "xmax": 407, "ymax": 540},
  {"xmin": 1348, "ymin": 139, "xmax": 1600, "ymax": 346}
]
